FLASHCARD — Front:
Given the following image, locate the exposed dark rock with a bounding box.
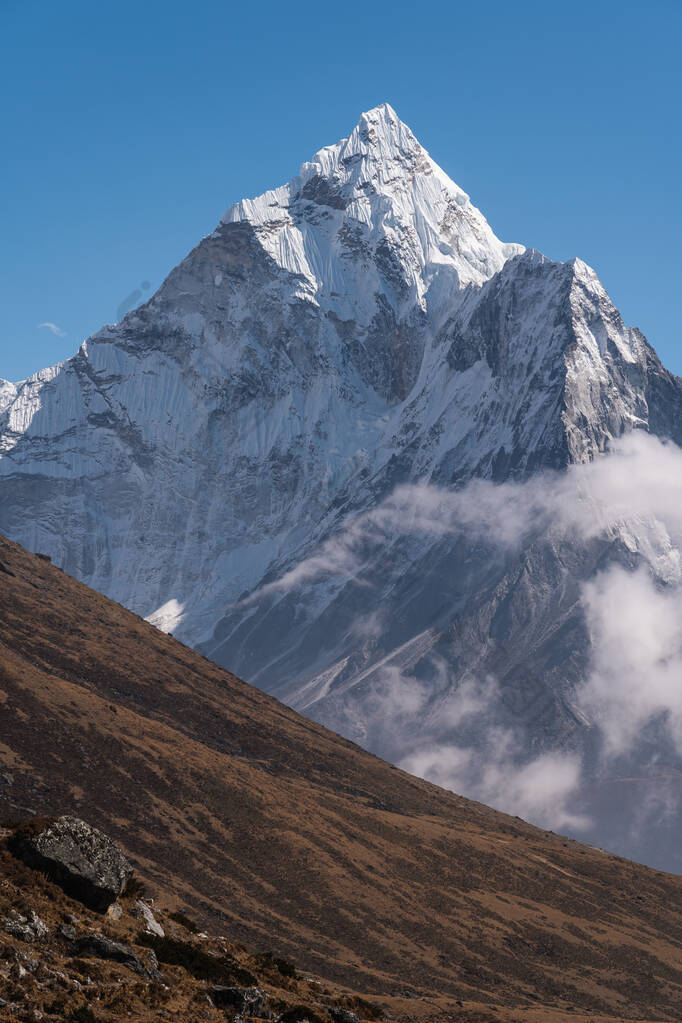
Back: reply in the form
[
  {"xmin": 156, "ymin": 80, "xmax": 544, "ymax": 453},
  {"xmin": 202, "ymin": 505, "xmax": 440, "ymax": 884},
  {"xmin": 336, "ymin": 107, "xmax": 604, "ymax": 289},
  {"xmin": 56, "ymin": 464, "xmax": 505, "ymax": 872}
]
[
  {"xmin": 145, "ymin": 947, "xmax": 163, "ymax": 982},
  {"xmin": 70, "ymin": 933, "xmax": 145, "ymax": 974},
  {"xmin": 9, "ymin": 816, "xmax": 133, "ymax": 911},
  {"xmin": 138, "ymin": 932, "xmax": 257, "ymax": 986},
  {"xmin": 210, "ymin": 985, "xmax": 270, "ymax": 1017},
  {"xmin": 277, "ymin": 1006, "xmax": 327, "ymax": 1023},
  {"xmin": 209, "ymin": 985, "xmax": 243, "ymax": 1008},
  {"xmin": 329, "ymin": 1010, "xmax": 360, "ymax": 1023},
  {"xmin": 298, "ymin": 175, "xmax": 348, "ymax": 210}
]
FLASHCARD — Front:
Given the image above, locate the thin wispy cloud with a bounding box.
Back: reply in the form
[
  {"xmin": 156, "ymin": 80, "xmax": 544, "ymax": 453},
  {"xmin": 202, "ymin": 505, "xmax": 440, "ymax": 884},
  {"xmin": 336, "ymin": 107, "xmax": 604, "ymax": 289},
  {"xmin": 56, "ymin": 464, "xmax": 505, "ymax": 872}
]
[
  {"xmin": 245, "ymin": 431, "xmax": 682, "ymax": 604},
  {"xmin": 37, "ymin": 321, "xmax": 67, "ymax": 337},
  {"xmin": 352, "ymin": 661, "xmax": 590, "ymax": 832}
]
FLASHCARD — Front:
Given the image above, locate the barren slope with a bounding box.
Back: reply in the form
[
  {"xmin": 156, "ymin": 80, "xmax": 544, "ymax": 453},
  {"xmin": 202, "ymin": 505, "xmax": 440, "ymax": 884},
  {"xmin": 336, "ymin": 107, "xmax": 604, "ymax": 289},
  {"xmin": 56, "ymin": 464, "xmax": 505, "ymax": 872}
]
[{"xmin": 0, "ymin": 533, "xmax": 681, "ymax": 1021}]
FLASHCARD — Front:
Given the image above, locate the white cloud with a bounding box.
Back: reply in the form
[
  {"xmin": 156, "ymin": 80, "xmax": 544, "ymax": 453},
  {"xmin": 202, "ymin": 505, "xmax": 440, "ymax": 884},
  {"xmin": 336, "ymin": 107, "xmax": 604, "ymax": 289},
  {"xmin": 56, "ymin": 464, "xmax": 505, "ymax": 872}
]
[
  {"xmin": 37, "ymin": 321, "xmax": 67, "ymax": 337},
  {"xmin": 403, "ymin": 743, "xmax": 588, "ymax": 832},
  {"xmin": 578, "ymin": 566, "xmax": 682, "ymax": 756},
  {"xmin": 360, "ymin": 664, "xmax": 589, "ymax": 832},
  {"xmin": 250, "ymin": 432, "xmax": 682, "ymax": 602},
  {"xmin": 246, "ymin": 431, "xmax": 682, "ymax": 838}
]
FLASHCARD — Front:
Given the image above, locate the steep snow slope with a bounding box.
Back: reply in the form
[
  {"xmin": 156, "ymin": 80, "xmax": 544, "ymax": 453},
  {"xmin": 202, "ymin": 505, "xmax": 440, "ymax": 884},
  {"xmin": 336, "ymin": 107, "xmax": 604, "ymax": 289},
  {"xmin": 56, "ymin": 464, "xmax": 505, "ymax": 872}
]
[
  {"xmin": 0, "ymin": 102, "xmax": 528, "ymax": 639},
  {"xmin": 1, "ymin": 104, "xmax": 681, "ymax": 868}
]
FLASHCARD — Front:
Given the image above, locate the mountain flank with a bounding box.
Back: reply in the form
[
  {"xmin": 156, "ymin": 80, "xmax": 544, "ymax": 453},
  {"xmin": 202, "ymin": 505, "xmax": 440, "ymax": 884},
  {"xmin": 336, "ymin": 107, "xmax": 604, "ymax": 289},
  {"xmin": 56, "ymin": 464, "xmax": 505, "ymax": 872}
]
[
  {"xmin": 0, "ymin": 533, "xmax": 681, "ymax": 1020},
  {"xmin": 2, "ymin": 105, "xmax": 682, "ymax": 869}
]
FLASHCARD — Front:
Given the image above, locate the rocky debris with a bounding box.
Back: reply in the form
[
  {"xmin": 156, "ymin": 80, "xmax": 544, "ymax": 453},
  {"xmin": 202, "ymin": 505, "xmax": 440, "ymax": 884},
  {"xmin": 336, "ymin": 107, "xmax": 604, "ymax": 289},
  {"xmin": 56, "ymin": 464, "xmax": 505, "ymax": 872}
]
[
  {"xmin": 329, "ymin": 1010, "xmax": 360, "ymax": 1023},
  {"xmin": 134, "ymin": 898, "xmax": 164, "ymax": 936},
  {"xmin": 57, "ymin": 922, "xmax": 77, "ymax": 942},
  {"xmin": 1, "ymin": 908, "xmax": 48, "ymax": 942},
  {"xmin": 2, "ymin": 818, "xmax": 368, "ymax": 1023},
  {"xmin": 210, "ymin": 985, "xmax": 270, "ymax": 1017},
  {"xmin": 9, "ymin": 816, "xmax": 133, "ymax": 910},
  {"xmin": 70, "ymin": 932, "xmax": 146, "ymax": 975}
]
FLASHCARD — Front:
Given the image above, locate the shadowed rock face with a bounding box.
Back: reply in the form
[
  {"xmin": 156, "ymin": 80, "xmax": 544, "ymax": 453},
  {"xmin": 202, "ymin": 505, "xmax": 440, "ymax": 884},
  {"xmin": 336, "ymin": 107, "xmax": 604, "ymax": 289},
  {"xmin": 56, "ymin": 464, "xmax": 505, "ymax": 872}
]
[
  {"xmin": 1, "ymin": 106, "xmax": 682, "ymax": 870},
  {"xmin": 9, "ymin": 816, "xmax": 133, "ymax": 911}
]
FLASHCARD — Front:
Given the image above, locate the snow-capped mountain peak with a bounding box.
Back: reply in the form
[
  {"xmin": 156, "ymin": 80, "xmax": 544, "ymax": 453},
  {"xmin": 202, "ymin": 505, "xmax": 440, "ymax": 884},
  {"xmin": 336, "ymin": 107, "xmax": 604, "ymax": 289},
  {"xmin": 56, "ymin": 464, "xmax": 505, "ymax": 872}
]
[
  {"xmin": 224, "ymin": 103, "xmax": 523, "ymax": 306},
  {"xmin": 2, "ymin": 104, "xmax": 682, "ymax": 870}
]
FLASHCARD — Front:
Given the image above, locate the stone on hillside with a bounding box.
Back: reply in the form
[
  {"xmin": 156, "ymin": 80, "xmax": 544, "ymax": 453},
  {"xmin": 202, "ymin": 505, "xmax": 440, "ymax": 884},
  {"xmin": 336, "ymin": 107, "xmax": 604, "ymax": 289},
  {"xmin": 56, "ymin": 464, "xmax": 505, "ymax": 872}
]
[
  {"xmin": 1, "ymin": 909, "xmax": 48, "ymax": 943},
  {"xmin": 106, "ymin": 901, "xmax": 123, "ymax": 921},
  {"xmin": 145, "ymin": 947, "xmax": 163, "ymax": 982},
  {"xmin": 276, "ymin": 1007, "xmax": 325, "ymax": 1023},
  {"xmin": 134, "ymin": 899, "xmax": 164, "ymax": 936},
  {"xmin": 10, "ymin": 816, "xmax": 133, "ymax": 911}
]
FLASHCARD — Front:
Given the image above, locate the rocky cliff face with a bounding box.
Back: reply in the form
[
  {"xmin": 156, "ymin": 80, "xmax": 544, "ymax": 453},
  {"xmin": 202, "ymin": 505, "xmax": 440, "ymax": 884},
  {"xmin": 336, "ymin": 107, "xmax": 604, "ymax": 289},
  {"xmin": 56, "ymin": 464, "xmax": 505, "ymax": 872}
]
[{"xmin": 1, "ymin": 104, "xmax": 681, "ymax": 868}]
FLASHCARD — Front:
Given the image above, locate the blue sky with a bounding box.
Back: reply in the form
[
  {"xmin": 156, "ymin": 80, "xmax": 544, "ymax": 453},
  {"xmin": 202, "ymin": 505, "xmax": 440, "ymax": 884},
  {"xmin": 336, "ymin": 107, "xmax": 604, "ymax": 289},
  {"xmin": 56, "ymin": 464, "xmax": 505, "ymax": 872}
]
[{"xmin": 2, "ymin": 0, "xmax": 681, "ymax": 381}]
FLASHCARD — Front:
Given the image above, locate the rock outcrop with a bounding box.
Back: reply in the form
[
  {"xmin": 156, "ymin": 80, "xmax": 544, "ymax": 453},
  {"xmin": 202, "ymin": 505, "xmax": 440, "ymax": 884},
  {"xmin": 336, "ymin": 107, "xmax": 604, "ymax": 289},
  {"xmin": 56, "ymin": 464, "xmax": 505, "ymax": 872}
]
[
  {"xmin": 1, "ymin": 908, "xmax": 48, "ymax": 942},
  {"xmin": 9, "ymin": 815, "xmax": 133, "ymax": 911},
  {"xmin": 133, "ymin": 898, "xmax": 164, "ymax": 936},
  {"xmin": 0, "ymin": 814, "xmax": 392, "ymax": 1023}
]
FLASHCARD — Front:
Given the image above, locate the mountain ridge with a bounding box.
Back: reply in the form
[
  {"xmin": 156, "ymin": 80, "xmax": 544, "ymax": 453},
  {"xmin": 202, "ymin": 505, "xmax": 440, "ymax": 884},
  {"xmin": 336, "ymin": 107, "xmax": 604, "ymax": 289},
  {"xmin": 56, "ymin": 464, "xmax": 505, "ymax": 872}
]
[{"xmin": 1, "ymin": 104, "xmax": 681, "ymax": 869}]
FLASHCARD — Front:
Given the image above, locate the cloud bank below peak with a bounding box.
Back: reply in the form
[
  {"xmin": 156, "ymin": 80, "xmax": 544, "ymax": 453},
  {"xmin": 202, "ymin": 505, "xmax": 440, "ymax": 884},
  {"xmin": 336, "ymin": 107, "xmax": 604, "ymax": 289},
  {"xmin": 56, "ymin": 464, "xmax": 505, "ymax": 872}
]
[{"xmin": 245, "ymin": 431, "xmax": 682, "ymax": 847}]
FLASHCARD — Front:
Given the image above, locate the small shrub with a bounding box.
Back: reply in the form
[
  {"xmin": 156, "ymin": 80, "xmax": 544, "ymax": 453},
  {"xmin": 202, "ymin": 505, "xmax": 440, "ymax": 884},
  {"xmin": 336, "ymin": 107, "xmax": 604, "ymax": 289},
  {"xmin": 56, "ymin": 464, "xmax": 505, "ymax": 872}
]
[
  {"xmin": 3, "ymin": 983, "xmax": 26, "ymax": 1002},
  {"xmin": 168, "ymin": 909, "xmax": 199, "ymax": 933},
  {"xmin": 68, "ymin": 1008, "xmax": 99, "ymax": 1023},
  {"xmin": 273, "ymin": 956, "xmax": 298, "ymax": 978},
  {"xmin": 278, "ymin": 1005, "xmax": 327, "ymax": 1023},
  {"xmin": 137, "ymin": 932, "xmax": 257, "ymax": 986},
  {"xmin": 352, "ymin": 998, "xmax": 383, "ymax": 1020},
  {"xmin": 101, "ymin": 988, "xmax": 136, "ymax": 1013},
  {"xmin": 0, "ymin": 816, "xmax": 23, "ymax": 829},
  {"xmin": 257, "ymin": 949, "xmax": 297, "ymax": 978},
  {"xmin": 122, "ymin": 874, "xmax": 147, "ymax": 900}
]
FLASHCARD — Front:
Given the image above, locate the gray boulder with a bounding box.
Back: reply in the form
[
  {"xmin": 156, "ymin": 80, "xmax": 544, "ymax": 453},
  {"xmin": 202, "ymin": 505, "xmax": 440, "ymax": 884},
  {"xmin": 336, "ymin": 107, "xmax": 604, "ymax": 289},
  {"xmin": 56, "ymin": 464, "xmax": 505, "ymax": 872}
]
[{"xmin": 10, "ymin": 816, "xmax": 133, "ymax": 911}]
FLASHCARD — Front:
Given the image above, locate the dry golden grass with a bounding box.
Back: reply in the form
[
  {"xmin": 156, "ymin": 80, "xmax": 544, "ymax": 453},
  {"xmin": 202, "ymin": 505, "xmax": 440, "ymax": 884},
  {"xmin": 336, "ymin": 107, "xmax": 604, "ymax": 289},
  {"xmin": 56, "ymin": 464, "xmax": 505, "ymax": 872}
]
[{"xmin": 0, "ymin": 533, "xmax": 681, "ymax": 1021}]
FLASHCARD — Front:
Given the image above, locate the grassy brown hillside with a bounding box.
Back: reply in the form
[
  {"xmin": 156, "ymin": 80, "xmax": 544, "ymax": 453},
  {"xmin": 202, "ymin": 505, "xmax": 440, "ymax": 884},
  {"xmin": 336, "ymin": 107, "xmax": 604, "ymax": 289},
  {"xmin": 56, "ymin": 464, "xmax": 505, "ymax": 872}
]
[
  {"xmin": 0, "ymin": 826, "xmax": 401, "ymax": 1023},
  {"xmin": 0, "ymin": 532, "xmax": 681, "ymax": 1021}
]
